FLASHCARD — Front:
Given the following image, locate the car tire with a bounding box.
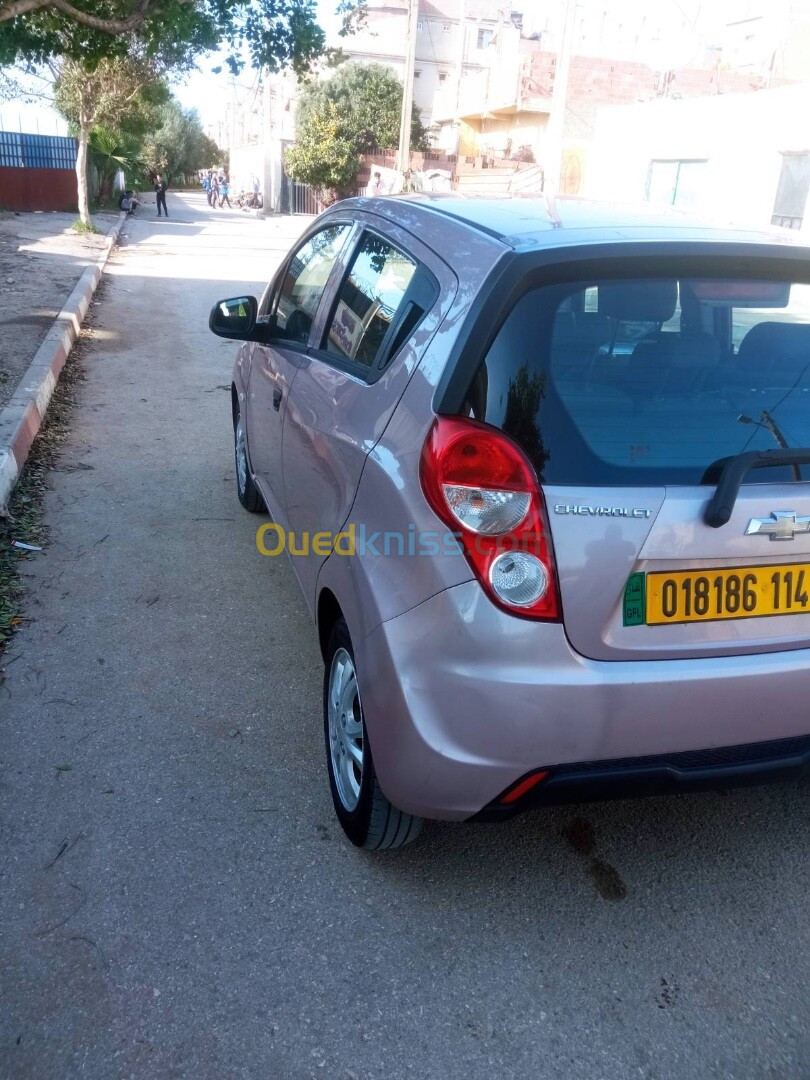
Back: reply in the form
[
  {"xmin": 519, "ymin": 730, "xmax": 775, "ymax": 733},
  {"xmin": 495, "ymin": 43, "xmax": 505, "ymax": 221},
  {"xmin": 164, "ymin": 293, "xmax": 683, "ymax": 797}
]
[
  {"xmin": 324, "ymin": 618, "xmax": 422, "ymax": 850},
  {"xmin": 233, "ymin": 403, "xmax": 264, "ymax": 513}
]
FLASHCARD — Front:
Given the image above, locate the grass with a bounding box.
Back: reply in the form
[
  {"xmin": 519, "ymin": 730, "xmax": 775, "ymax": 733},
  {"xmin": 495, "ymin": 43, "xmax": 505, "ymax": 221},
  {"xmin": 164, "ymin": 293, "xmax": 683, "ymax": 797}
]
[
  {"xmin": 0, "ymin": 335, "xmax": 87, "ymax": 653},
  {"xmin": 71, "ymin": 219, "xmax": 100, "ymax": 234}
]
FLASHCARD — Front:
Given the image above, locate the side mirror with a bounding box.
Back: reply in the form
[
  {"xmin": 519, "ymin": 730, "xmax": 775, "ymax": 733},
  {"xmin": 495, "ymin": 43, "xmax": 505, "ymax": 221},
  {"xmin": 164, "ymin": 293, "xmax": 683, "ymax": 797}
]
[{"xmin": 209, "ymin": 295, "xmax": 259, "ymax": 340}]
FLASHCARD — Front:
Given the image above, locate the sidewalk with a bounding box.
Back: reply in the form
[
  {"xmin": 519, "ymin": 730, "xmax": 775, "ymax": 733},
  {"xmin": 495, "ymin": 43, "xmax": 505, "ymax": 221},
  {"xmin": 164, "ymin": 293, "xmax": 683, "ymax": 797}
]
[
  {"xmin": 0, "ymin": 211, "xmax": 118, "ymax": 412},
  {"xmin": 0, "ymin": 210, "xmax": 123, "ymax": 512}
]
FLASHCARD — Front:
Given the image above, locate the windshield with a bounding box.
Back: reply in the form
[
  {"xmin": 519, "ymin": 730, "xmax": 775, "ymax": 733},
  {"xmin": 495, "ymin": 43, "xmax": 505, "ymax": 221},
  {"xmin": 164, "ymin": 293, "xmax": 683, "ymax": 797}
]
[{"xmin": 462, "ymin": 273, "xmax": 810, "ymax": 485}]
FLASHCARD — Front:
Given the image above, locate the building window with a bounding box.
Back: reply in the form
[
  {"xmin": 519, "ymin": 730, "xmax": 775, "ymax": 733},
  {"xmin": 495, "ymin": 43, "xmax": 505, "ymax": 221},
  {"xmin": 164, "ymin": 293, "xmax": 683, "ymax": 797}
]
[
  {"xmin": 438, "ymin": 72, "xmax": 448, "ymax": 82},
  {"xmin": 477, "ymin": 28, "xmax": 494, "ymax": 49},
  {"xmin": 414, "ymin": 69, "xmax": 422, "ymax": 79},
  {"xmin": 417, "ymin": 19, "xmax": 423, "ymax": 30},
  {"xmin": 646, "ymin": 159, "xmax": 707, "ymax": 210}
]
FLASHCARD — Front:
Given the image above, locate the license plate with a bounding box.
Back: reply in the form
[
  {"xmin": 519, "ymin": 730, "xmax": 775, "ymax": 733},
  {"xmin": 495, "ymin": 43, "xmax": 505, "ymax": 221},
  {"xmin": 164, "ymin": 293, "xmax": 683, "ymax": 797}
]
[{"xmin": 623, "ymin": 564, "xmax": 810, "ymax": 626}]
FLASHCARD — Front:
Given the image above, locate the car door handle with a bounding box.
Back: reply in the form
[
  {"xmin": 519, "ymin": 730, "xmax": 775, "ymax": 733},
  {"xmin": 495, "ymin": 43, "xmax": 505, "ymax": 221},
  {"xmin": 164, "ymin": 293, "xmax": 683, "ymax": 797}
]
[{"xmin": 273, "ymin": 387, "xmax": 282, "ymax": 411}]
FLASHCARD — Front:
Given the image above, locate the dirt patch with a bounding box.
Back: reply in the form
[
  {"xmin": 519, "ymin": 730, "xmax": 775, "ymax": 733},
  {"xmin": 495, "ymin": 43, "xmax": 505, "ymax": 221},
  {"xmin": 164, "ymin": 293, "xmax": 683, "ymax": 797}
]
[
  {"xmin": 0, "ymin": 312, "xmax": 93, "ymax": 654},
  {"xmin": 0, "ymin": 211, "xmax": 117, "ymax": 411}
]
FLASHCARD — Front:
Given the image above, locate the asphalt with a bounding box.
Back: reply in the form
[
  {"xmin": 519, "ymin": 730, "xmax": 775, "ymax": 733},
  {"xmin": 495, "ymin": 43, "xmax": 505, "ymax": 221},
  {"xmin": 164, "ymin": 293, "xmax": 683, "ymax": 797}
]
[{"xmin": 1, "ymin": 192, "xmax": 808, "ymax": 1080}]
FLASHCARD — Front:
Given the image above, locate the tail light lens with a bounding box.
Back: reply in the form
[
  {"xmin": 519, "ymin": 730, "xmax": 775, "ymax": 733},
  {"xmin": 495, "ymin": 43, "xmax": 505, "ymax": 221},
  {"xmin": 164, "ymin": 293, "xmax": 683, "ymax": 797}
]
[{"xmin": 420, "ymin": 416, "xmax": 560, "ymax": 620}]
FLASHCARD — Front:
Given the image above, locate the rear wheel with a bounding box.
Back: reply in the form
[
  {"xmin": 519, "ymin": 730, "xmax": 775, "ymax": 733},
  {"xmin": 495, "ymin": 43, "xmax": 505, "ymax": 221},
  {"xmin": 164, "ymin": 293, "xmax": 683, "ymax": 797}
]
[
  {"xmin": 233, "ymin": 403, "xmax": 264, "ymax": 513},
  {"xmin": 324, "ymin": 618, "xmax": 422, "ymax": 850}
]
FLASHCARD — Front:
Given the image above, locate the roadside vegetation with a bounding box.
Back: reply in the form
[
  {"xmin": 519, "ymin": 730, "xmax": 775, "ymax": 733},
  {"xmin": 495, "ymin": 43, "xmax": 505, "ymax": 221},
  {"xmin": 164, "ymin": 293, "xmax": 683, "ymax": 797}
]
[
  {"xmin": 285, "ymin": 61, "xmax": 429, "ymax": 202},
  {"xmin": 0, "ymin": 332, "xmax": 88, "ymax": 654},
  {"xmin": 0, "ymin": 0, "xmax": 367, "ymax": 224}
]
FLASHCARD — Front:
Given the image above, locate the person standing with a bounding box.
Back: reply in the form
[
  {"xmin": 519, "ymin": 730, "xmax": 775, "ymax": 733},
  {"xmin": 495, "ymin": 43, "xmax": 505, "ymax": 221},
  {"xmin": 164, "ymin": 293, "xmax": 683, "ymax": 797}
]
[
  {"xmin": 202, "ymin": 172, "xmax": 212, "ymax": 206},
  {"xmin": 210, "ymin": 173, "xmax": 220, "ymax": 208},
  {"xmin": 154, "ymin": 173, "xmax": 168, "ymax": 217},
  {"xmin": 219, "ymin": 175, "xmax": 232, "ymax": 209}
]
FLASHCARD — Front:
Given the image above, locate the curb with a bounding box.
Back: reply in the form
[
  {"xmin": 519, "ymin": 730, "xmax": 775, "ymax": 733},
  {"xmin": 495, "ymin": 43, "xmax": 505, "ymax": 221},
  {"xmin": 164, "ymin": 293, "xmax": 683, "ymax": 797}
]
[{"xmin": 0, "ymin": 211, "xmax": 127, "ymax": 515}]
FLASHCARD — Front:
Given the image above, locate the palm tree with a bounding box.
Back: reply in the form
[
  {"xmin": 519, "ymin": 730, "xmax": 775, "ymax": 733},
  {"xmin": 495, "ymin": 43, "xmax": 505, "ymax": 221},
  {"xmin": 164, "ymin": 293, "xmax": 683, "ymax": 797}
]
[{"xmin": 89, "ymin": 126, "xmax": 144, "ymax": 205}]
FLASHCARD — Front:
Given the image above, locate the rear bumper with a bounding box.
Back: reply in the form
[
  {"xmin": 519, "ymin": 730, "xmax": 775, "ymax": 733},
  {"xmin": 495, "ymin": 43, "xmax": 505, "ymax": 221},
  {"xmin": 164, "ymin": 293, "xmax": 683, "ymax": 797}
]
[
  {"xmin": 472, "ymin": 734, "xmax": 810, "ymax": 821},
  {"xmin": 358, "ymin": 581, "xmax": 810, "ymax": 821}
]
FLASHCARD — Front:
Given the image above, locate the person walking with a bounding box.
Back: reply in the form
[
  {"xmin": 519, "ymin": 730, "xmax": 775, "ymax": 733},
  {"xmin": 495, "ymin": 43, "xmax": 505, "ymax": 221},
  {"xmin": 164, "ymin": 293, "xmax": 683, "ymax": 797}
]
[
  {"xmin": 154, "ymin": 173, "xmax": 168, "ymax": 217},
  {"xmin": 202, "ymin": 172, "xmax": 212, "ymax": 206},
  {"xmin": 219, "ymin": 175, "xmax": 232, "ymax": 209},
  {"xmin": 210, "ymin": 173, "xmax": 220, "ymax": 208}
]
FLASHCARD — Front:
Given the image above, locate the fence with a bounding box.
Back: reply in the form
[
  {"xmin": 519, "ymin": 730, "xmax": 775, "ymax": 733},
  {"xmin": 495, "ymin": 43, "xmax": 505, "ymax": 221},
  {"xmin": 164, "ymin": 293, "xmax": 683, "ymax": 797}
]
[{"xmin": 0, "ymin": 131, "xmax": 78, "ymax": 212}]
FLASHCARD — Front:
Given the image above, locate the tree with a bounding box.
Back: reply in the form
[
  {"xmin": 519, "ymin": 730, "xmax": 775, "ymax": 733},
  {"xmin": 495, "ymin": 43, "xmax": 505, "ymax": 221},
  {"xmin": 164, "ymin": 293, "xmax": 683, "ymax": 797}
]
[
  {"xmin": 285, "ymin": 61, "xmax": 429, "ymax": 200},
  {"xmin": 296, "ymin": 61, "xmax": 428, "ymax": 154},
  {"xmin": 140, "ymin": 99, "xmax": 221, "ymax": 182},
  {"xmin": 284, "ymin": 97, "xmax": 358, "ymax": 203},
  {"xmin": 0, "ymin": 0, "xmax": 364, "ymax": 74},
  {"xmin": 54, "ymin": 55, "xmax": 168, "ymax": 224},
  {"xmin": 89, "ymin": 124, "xmax": 145, "ymax": 203}
]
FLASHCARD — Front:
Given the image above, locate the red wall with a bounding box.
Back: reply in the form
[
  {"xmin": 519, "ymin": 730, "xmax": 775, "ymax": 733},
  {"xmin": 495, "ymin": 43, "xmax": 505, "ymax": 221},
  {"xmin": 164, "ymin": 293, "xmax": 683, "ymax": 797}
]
[{"xmin": 0, "ymin": 167, "xmax": 77, "ymax": 212}]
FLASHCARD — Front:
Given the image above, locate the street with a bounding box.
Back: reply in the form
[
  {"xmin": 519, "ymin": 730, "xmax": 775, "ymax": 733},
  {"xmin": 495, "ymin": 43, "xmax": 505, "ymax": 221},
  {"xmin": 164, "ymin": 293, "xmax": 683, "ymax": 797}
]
[{"xmin": 1, "ymin": 191, "xmax": 808, "ymax": 1079}]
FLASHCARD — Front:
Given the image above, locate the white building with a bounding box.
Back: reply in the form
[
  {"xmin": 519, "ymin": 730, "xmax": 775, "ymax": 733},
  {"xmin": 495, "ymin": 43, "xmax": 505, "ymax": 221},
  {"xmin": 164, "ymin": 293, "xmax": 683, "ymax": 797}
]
[
  {"xmin": 584, "ymin": 82, "xmax": 810, "ymax": 234},
  {"xmin": 337, "ymin": 0, "xmax": 521, "ymax": 129}
]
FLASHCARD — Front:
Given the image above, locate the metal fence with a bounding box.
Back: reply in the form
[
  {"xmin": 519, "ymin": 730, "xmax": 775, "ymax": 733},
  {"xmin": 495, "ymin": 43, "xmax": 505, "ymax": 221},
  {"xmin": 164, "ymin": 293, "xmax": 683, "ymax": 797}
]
[
  {"xmin": 289, "ymin": 180, "xmax": 320, "ymax": 215},
  {"xmin": 0, "ymin": 131, "xmax": 77, "ymax": 170}
]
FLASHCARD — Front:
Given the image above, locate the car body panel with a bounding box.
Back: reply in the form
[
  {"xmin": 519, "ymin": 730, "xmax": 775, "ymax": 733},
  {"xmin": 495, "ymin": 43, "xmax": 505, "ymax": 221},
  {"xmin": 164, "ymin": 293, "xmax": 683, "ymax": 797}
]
[
  {"xmin": 547, "ymin": 483, "xmax": 810, "ymax": 660},
  {"xmin": 358, "ymin": 580, "xmax": 810, "ymax": 819},
  {"xmin": 282, "ymin": 209, "xmax": 492, "ymax": 613}
]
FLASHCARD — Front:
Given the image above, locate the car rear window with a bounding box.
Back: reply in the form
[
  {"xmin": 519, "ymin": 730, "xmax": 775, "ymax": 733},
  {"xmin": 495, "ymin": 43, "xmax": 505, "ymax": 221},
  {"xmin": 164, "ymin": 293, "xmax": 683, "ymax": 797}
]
[{"xmin": 462, "ymin": 274, "xmax": 810, "ymax": 485}]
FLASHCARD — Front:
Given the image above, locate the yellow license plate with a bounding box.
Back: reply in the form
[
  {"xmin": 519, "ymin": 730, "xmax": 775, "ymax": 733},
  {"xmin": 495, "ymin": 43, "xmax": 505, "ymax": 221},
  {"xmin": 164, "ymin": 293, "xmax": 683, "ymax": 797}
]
[{"xmin": 645, "ymin": 563, "xmax": 810, "ymax": 625}]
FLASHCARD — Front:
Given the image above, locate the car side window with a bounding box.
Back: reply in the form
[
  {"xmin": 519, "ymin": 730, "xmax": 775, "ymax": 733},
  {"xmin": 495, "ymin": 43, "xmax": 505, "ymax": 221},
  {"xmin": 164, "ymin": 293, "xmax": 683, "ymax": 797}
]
[
  {"xmin": 321, "ymin": 232, "xmax": 418, "ymax": 370},
  {"xmin": 270, "ymin": 224, "xmax": 351, "ymax": 345}
]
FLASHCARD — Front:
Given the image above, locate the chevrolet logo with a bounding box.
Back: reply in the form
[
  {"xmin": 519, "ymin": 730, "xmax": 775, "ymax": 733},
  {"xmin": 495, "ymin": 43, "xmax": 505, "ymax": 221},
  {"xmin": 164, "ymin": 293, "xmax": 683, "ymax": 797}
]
[{"xmin": 745, "ymin": 511, "xmax": 810, "ymax": 541}]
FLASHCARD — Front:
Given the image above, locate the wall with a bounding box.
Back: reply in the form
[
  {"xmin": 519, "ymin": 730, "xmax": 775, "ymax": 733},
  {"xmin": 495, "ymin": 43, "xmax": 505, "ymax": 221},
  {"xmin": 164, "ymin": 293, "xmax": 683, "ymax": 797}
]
[
  {"xmin": 0, "ymin": 166, "xmax": 77, "ymax": 212},
  {"xmin": 584, "ymin": 83, "xmax": 810, "ymax": 233}
]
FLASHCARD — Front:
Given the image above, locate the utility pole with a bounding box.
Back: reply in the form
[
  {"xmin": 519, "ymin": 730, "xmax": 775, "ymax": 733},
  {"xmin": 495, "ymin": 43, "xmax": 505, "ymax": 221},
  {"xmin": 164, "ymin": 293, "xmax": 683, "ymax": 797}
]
[
  {"xmin": 543, "ymin": 0, "xmax": 576, "ymax": 195},
  {"xmin": 397, "ymin": 0, "xmax": 419, "ymax": 174}
]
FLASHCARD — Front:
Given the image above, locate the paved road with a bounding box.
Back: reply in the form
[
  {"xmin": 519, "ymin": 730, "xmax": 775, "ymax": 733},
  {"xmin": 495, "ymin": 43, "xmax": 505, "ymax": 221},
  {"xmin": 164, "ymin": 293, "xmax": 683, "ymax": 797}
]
[{"xmin": 1, "ymin": 192, "xmax": 808, "ymax": 1080}]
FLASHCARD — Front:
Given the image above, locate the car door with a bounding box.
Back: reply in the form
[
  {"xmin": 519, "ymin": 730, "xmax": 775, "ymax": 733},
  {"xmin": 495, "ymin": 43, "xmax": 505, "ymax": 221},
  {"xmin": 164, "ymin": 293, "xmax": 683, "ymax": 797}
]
[
  {"xmin": 281, "ymin": 220, "xmax": 455, "ymax": 608},
  {"xmin": 246, "ymin": 222, "xmax": 353, "ymax": 523}
]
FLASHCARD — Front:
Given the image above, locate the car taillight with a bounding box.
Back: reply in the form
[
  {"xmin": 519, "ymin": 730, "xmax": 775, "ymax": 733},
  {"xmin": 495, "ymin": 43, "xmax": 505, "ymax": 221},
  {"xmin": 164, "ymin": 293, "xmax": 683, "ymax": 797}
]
[{"xmin": 420, "ymin": 416, "xmax": 560, "ymax": 620}]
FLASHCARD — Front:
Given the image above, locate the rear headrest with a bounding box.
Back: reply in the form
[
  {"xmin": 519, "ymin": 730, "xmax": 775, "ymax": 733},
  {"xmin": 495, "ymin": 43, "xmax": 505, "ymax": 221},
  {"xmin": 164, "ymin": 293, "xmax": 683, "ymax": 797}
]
[
  {"xmin": 598, "ymin": 281, "xmax": 678, "ymax": 323},
  {"xmin": 737, "ymin": 321, "xmax": 810, "ymax": 371}
]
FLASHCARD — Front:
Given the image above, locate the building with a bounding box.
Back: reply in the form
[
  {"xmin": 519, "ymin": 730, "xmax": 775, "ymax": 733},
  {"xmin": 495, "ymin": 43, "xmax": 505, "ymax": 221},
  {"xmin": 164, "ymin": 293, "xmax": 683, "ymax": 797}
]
[
  {"xmin": 584, "ymin": 82, "xmax": 810, "ymax": 234},
  {"xmin": 337, "ymin": 0, "xmax": 520, "ymax": 128}
]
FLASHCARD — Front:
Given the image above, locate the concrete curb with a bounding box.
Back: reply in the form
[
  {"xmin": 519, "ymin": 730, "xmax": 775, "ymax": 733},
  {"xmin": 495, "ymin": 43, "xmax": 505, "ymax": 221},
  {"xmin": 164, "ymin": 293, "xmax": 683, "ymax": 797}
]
[{"xmin": 0, "ymin": 211, "xmax": 127, "ymax": 515}]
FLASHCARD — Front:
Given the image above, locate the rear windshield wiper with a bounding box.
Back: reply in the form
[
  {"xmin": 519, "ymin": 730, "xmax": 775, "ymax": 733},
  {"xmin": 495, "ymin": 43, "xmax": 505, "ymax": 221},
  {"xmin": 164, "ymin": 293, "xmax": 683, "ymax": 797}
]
[{"xmin": 702, "ymin": 448, "xmax": 810, "ymax": 528}]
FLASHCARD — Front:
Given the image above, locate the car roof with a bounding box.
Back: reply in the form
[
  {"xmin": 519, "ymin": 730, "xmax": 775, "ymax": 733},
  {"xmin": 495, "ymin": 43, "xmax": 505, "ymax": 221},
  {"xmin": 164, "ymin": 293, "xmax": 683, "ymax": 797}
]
[{"xmin": 344, "ymin": 194, "xmax": 810, "ymax": 254}]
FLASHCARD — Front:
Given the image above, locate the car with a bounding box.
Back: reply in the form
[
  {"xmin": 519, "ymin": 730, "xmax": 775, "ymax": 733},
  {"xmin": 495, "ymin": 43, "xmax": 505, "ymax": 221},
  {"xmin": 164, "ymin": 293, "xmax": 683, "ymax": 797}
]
[{"xmin": 210, "ymin": 194, "xmax": 810, "ymax": 850}]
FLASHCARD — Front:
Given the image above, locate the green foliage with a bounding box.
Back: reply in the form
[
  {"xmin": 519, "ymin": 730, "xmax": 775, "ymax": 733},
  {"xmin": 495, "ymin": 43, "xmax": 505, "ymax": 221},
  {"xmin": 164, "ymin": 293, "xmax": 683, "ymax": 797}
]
[
  {"xmin": 89, "ymin": 124, "xmax": 145, "ymax": 195},
  {"xmin": 284, "ymin": 97, "xmax": 358, "ymax": 199},
  {"xmin": 54, "ymin": 54, "xmax": 166, "ymax": 133},
  {"xmin": 139, "ymin": 99, "xmax": 221, "ymax": 181},
  {"xmin": 296, "ymin": 61, "xmax": 428, "ymax": 154},
  {"xmin": 0, "ymin": 0, "xmax": 365, "ymax": 75},
  {"xmin": 71, "ymin": 219, "xmax": 100, "ymax": 232}
]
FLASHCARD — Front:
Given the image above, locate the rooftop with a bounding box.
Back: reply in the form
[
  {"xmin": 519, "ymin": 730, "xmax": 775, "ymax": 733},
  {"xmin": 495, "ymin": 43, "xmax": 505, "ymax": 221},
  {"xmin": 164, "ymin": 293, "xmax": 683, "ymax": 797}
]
[{"xmin": 350, "ymin": 194, "xmax": 810, "ymax": 251}]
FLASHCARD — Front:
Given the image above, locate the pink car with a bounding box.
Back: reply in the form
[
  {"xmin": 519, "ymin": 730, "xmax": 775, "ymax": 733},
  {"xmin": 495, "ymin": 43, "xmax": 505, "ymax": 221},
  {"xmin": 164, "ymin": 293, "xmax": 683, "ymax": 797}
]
[{"xmin": 211, "ymin": 196, "xmax": 810, "ymax": 849}]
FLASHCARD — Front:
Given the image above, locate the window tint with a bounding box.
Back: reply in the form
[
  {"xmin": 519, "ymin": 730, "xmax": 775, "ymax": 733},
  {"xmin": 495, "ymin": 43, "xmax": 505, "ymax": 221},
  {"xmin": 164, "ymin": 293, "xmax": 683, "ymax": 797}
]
[
  {"xmin": 463, "ymin": 275, "xmax": 810, "ymax": 486},
  {"xmin": 273, "ymin": 225, "xmax": 350, "ymax": 345},
  {"xmin": 322, "ymin": 233, "xmax": 417, "ymax": 369}
]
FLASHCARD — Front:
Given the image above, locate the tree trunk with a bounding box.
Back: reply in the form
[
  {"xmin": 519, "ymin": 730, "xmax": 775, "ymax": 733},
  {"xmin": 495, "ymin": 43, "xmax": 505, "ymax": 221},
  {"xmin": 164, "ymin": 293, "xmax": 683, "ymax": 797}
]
[
  {"xmin": 99, "ymin": 169, "xmax": 114, "ymax": 205},
  {"xmin": 76, "ymin": 121, "xmax": 91, "ymax": 226}
]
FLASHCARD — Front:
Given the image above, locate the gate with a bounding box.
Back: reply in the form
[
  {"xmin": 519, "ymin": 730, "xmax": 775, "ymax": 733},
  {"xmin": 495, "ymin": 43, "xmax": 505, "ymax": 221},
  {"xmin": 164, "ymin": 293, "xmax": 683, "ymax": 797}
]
[{"xmin": 280, "ymin": 168, "xmax": 320, "ymax": 215}]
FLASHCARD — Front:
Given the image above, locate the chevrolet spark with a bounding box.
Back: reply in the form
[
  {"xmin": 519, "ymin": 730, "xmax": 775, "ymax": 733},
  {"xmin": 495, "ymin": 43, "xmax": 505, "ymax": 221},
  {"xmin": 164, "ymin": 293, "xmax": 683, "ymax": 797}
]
[{"xmin": 210, "ymin": 195, "xmax": 810, "ymax": 849}]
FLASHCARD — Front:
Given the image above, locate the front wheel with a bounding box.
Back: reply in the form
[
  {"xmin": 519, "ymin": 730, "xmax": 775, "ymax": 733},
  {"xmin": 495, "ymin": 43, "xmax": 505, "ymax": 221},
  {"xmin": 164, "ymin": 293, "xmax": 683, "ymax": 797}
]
[
  {"xmin": 233, "ymin": 404, "xmax": 264, "ymax": 513},
  {"xmin": 324, "ymin": 618, "xmax": 422, "ymax": 850}
]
